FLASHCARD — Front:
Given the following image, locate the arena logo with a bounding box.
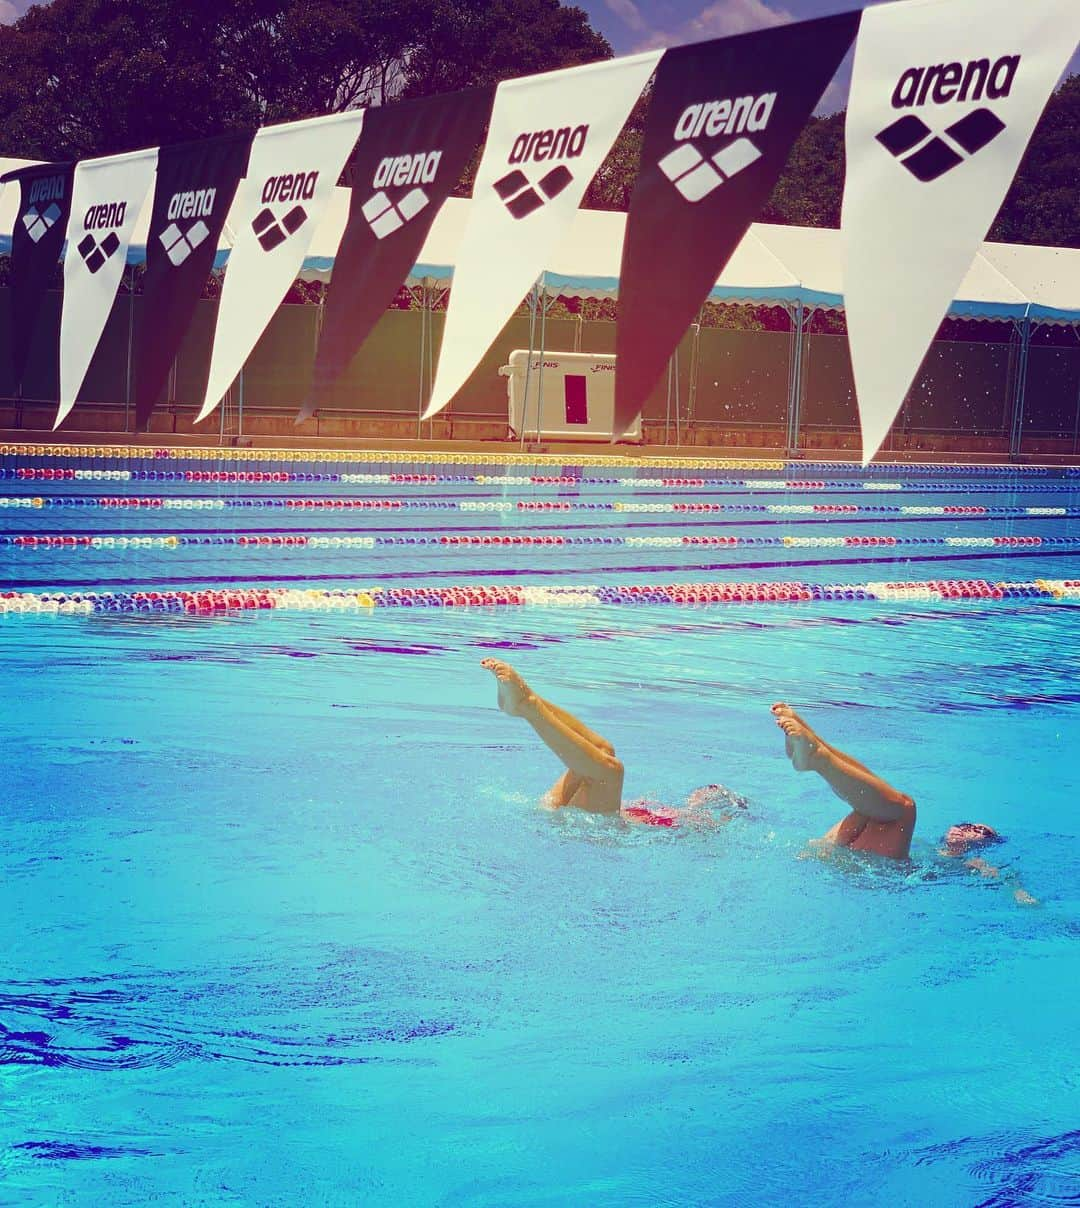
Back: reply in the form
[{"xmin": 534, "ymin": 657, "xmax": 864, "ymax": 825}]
[
  {"xmin": 21, "ymin": 175, "xmax": 66, "ymax": 244},
  {"xmin": 159, "ymin": 188, "xmax": 217, "ymax": 266},
  {"xmin": 251, "ymin": 171, "xmax": 319, "ymax": 251},
  {"xmin": 77, "ymin": 201, "xmax": 127, "ymax": 274},
  {"xmin": 657, "ymin": 93, "xmax": 776, "ymax": 203},
  {"xmin": 493, "ymin": 124, "xmax": 589, "ymax": 219},
  {"xmin": 876, "ymin": 54, "xmax": 1019, "ymax": 183},
  {"xmin": 361, "ymin": 150, "xmax": 443, "ymax": 240}
]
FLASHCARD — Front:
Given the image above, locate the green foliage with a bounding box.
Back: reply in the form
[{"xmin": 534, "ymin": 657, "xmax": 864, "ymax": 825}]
[
  {"xmin": 760, "ymin": 111, "xmax": 846, "ymax": 229},
  {"xmin": 0, "ymin": 0, "xmax": 609, "ymax": 159},
  {"xmin": 988, "ymin": 73, "xmax": 1080, "ymax": 248},
  {"xmin": 587, "ymin": 77, "xmax": 1078, "ymax": 250},
  {"xmin": 400, "ymin": 0, "xmax": 609, "ymax": 97}
]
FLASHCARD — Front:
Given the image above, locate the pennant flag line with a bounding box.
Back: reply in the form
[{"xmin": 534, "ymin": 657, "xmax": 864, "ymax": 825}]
[
  {"xmin": 841, "ymin": 0, "xmax": 1080, "ymax": 464},
  {"xmin": 196, "ymin": 109, "xmax": 365, "ymax": 423},
  {"xmin": 299, "ymin": 86, "xmax": 493, "ymax": 423},
  {"xmin": 15, "ymin": 0, "xmax": 1074, "ymax": 438},
  {"xmin": 421, "ymin": 49, "xmax": 662, "ymax": 422},
  {"xmin": 613, "ymin": 11, "xmax": 860, "ymax": 440},
  {"xmin": 134, "ymin": 132, "xmax": 254, "ymax": 431},
  {"xmin": 6, "ymin": 160, "xmax": 74, "ymax": 396},
  {"xmin": 57, "ymin": 147, "xmax": 158, "ymax": 430}
]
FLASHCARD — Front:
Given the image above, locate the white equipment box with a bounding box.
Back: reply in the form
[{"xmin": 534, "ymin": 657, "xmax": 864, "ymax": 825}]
[{"xmin": 499, "ymin": 350, "xmax": 642, "ymax": 443}]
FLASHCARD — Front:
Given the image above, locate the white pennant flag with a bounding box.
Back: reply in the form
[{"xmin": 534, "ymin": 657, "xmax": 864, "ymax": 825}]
[
  {"xmin": 842, "ymin": 0, "xmax": 1080, "ymax": 464},
  {"xmin": 197, "ymin": 110, "xmax": 364, "ymax": 422},
  {"xmin": 422, "ymin": 51, "xmax": 661, "ymax": 420},
  {"xmin": 56, "ymin": 147, "xmax": 158, "ymax": 430}
]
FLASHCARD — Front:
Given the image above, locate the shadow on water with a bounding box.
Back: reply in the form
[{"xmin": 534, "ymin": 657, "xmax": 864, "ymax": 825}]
[
  {"xmin": 0, "ymin": 963, "xmax": 463, "ymax": 1072},
  {"xmin": 909, "ymin": 1127, "xmax": 1080, "ymax": 1207}
]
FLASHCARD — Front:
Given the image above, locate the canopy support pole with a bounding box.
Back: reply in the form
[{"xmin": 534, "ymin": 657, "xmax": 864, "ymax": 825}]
[
  {"xmin": 415, "ymin": 280, "xmax": 429, "ymax": 439},
  {"xmin": 519, "ymin": 282, "xmax": 540, "ymax": 450},
  {"xmin": 237, "ymin": 366, "xmax": 244, "ymax": 440},
  {"xmin": 124, "ymin": 264, "xmax": 135, "ymax": 433},
  {"xmin": 685, "ymin": 310, "xmax": 703, "ymax": 431},
  {"xmin": 665, "ymin": 354, "xmax": 674, "ymax": 447},
  {"xmin": 167, "ymin": 356, "xmax": 178, "ymax": 435},
  {"xmin": 674, "ymin": 344, "xmax": 682, "ymax": 448},
  {"xmin": 1008, "ymin": 313, "xmax": 1032, "ymax": 460},
  {"xmin": 1072, "ymin": 325, "xmax": 1080, "ymax": 456},
  {"xmin": 786, "ymin": 300, "xmax": 806, "ymax": 456},
  {"xmin": 534, "ymin": 283, "xmax": 550, "ymax": 449},
  {"xmin": 313, "ymin": 288, "xmax": 325, "ymax": 436}
]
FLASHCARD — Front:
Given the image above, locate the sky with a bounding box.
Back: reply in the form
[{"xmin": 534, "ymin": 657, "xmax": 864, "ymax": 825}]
[
  {"xmin": 582, "ymin": 0, "xmax": 1080, "ymax": 112},
  {"xmin": 0, "ymin": 0, "xmax": 1076, "ymax": 113}
]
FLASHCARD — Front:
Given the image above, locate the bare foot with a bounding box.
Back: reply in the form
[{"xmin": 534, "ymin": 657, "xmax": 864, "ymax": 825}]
[
  {"xmin": 481, "ymin": 658, "xmax": 534, "ymax": 717},
  {"xmin": 772, "ymin": 702, "xmax": 820, "ymax": 772}
]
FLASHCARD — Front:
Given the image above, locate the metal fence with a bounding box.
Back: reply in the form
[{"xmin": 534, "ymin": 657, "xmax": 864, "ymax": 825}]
[{"xmin": 1, "ymin": 287, "xmax": 1077, "ymax": 453}]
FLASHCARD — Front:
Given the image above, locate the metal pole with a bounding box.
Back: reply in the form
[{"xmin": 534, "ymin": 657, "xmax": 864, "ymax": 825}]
[
  {"xmin": 1009, "ymin": 313, "xmax": 1032, "ymax": 459},
  {"xmin": 686, "ymin": 316, "xmax": 702, "ymax": 428},
  {"xmin": 1071, "ymin": 325, "xmax": 1080, "ymax": 456},
  {"xmin": 784, "ymin": 303, "xmax": 796, "ymax": 450},
  {"xmin": 519, "ymin": 283, "xmax": 539, "ymax": 450},
  {"xmin": 166, "ymin": 356, "xmax": 178, "ymax": 436},
  {"xmin": 430, "ymin": 284, "xmax": 447, "ymax": 436},
  {"xmin": 665, "ymin": 355, "xmax": 674, "ymax": 447},
  {"xmin": 788, "ymin": 301, "xmax": 807, "ymax": 453},
  {"xmin": 124, "ymin": 264, "xmax": 135, "ymax": 432},
  {"xmin": 416, "ymin": 281, "xmax": 428, "ymax": 439},
  {"xmin": 426, "ymin": 283, "xmax": 435, "ymax": 420},
  {"xmin": 314, "ymin": 289, "xmax": 325, "ymax": 436},
  {"xmin": 237, "ymin": 365, "xmax": 244, "ymax": 440},
  {"xmin": 1001, "ymin": 325, "xmax": 1018, "ymax": 439},
  {"xmin": 674, "ymin": 344, "xmax": 681, "ymax": 448},
  {"xmin": 534, "ymin": 283, "xmax": 549, "ymax": 448}
]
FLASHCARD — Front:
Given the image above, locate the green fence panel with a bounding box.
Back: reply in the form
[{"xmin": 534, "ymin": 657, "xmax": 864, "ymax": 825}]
[
  {"xmin": 903, "ymin": 340, "xmax": 1012, "ymax": 434},
  {"xmin": 0, "ymin": 284, "xmax": 1075, "ymax": 442},
  {"xmin": 77, "ymin": 290, "xmax": 135, "ymax": 410},
  {"xmin": 1021, "ymin": 345, "xmax": 1080, "ymax": 437},
  {"xmin": 800, "ymin": 333, "xmax": 857, "ymax": 429},
  {"xmin": 320, "ymin": 308, "xmax": 435, "ymax": 414},
  {"xmin": 693, "ymin": 330, "xmax": 790, "ymax": 426}
]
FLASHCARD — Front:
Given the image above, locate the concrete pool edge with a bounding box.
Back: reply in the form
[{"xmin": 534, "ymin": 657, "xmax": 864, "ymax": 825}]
[{"xmin": 3, "ymin": 435, "xmax": 1080, "ymax": 470}]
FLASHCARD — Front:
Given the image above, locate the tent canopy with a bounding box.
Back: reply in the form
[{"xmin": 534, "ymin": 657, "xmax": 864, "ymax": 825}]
[{"xmin": 2, "ymin": 156, "xmax": 1078, "ymax": 323}]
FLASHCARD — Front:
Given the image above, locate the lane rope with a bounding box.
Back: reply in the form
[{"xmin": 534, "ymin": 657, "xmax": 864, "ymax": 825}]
[
  {"xmin": 1, "ymin": 532, "xmax": 1067, "ymax": 552},
  {"xmin": 2, "ymin": 579, "xmax": 1078, "ymax": 616}
]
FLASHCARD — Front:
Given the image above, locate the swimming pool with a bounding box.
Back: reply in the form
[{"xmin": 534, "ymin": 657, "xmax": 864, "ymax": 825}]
[{"xmin": 2, "ymin": 445, "xmax": 1078, "ymax": 1205}]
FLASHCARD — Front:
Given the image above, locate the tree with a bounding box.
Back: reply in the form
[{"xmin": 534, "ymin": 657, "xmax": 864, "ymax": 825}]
[
  {"xmin": 399, "ymin": 0, "xmax": 609, "ymax": 97},
  {"xmin": 759, "ymin": 111, "xmax": 846, "ymax": 229},
  {"xmin": 988, "ymin": 73, "xmax": 1080, "ymax": 248},
  {"xmin": 585, "ymin": 75, "xmax": 1079, "ymax": 250},
  {"xmin": 0, "ymin": 0, "xmax": 610, "ymax": 159}
]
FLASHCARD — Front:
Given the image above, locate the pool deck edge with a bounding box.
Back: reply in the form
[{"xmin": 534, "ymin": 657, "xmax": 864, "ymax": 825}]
[{"xmin": 3, "ymin": 428, "xmax": 1080, "ymax": 468}]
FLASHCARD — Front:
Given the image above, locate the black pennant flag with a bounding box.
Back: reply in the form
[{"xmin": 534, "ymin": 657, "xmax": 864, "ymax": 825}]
[
  {"xmin": 613, "ymin": 12, "xmax": 860, "ymax": 438},
  {"xmin": 4, "ymin": 161, "xmax": 74, "ymax": 394},
  {"xmin": 299, "ymin": 86, "xmax": 492, "ymax": 421},
  {"xmin": 134, "ymin": 131, "xmax": 253, "ymax": 430}
]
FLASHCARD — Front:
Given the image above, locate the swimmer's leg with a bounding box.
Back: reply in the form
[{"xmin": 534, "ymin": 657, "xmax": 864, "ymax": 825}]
[
  {"xmin": 544, "ymin": 770, "xmax": 585, "ymax": 809},
  {"xmin": 482, "ymin": 659, "xmax": 624, "ymax": 812},
  {"xmin": 772, "ymin": 703, "xmax": 914, "ymax": 824},
  {"xmin": 772, "ymin": 703, "xmax": 873, "ymax": 775},
  {"xmin": 540, "ymin": 699, "xmax": 616, "ymax": 756}
]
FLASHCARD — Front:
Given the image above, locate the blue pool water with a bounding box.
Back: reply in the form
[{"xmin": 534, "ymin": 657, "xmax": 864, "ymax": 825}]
[{"xmin": 2, "ymin": 451, "xmax": 1079, "ymax": 1205}]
